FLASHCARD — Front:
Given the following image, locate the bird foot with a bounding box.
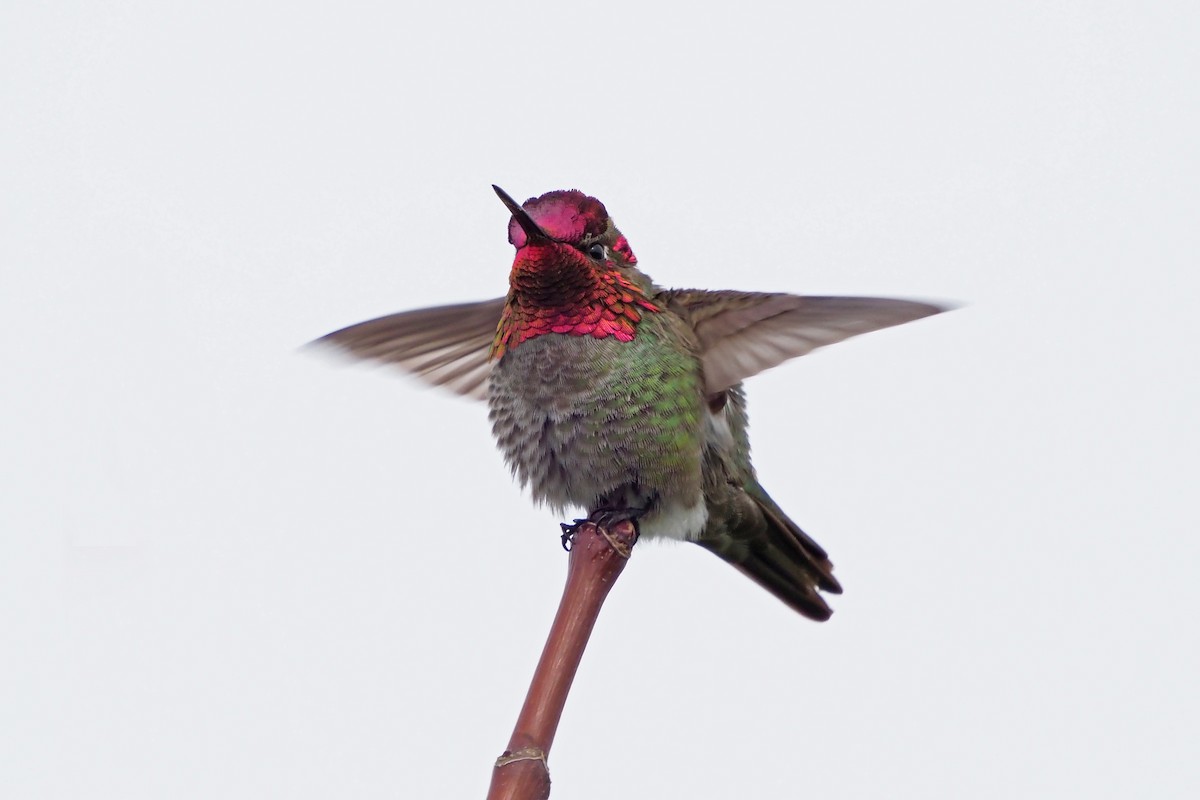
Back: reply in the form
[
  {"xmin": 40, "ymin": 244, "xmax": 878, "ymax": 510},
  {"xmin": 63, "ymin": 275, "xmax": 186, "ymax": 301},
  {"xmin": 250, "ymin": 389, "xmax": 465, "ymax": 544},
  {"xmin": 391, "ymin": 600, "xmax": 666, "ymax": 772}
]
[
  {"xmin": 559, "ymin": 508, "xmax": 643, "ymax": 552},
  {"xmin": 559, "ymin": 519, "xmax": 587, "ymax": 551}
]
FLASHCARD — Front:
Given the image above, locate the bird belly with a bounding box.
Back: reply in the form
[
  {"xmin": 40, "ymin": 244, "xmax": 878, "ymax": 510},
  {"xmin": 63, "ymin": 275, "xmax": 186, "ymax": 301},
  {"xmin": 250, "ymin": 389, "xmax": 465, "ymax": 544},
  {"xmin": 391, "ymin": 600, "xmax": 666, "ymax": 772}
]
[
  {"xmin": 487, "ymin": 332, "xmax": 705, "ymax": 537},
  {"xmin": 638, "ymin": 498, "xmax": 709, "ymax": 541}
]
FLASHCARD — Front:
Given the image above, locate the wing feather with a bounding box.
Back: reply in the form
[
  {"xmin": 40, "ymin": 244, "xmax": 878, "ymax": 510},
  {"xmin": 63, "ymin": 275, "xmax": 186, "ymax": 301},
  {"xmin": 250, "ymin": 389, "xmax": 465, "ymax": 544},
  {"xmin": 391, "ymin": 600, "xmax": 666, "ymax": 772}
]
[
  {"xmin": 661, "ymin": 291, "xmax": 948, "ymax": 394},
  {"xmin": 312, "ymin": 297, "xmax": 506, "ymax": 401}
]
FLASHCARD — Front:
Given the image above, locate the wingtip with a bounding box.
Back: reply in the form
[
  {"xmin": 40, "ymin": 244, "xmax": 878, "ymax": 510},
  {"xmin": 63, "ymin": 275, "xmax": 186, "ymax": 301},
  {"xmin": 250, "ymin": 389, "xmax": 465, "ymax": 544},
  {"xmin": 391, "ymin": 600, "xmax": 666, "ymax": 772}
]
[
  {"xmin": 921, "ymin": 298, "xmax": 965, "ymax": 316},
  {"xmin": 300, "ymin": 327, "xmax": 365, "ymax": 367}
]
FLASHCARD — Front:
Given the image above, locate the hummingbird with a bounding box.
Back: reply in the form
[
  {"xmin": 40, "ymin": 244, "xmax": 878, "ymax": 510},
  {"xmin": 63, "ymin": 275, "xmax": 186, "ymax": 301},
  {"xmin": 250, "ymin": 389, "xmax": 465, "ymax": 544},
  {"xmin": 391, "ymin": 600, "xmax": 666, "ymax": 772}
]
[{"xmin": 316, "ymin": 186, "xmax": 947, "ymax": 621}]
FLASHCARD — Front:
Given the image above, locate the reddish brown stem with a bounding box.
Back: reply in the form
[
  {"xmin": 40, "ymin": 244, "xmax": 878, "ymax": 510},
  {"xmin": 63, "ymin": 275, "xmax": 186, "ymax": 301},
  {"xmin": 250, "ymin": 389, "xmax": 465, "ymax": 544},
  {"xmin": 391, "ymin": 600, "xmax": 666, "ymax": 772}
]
[{"xmin": 486, "ymin": 520, "xmax": 637, "ymax": 800}]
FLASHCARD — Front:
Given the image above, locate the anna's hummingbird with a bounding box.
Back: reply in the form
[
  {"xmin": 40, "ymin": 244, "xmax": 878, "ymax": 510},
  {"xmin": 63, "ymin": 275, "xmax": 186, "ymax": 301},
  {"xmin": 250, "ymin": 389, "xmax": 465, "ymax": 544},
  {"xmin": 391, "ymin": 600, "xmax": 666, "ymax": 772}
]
[{"xmin": 317, "ymin": 186, "xmax": 946, "ymax": 621}]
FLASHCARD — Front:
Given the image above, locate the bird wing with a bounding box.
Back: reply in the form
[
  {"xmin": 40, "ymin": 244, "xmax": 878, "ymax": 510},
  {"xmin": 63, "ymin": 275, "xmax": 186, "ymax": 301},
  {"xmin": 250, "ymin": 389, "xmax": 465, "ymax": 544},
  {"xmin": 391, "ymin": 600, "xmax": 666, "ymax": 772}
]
[
  {"xmin": 660, "ymin": 290, "xmax": 948, "ymax": 395},
  {"xmin": 312, "ymin": 297, "xmax": 507, "ymax": 400}
]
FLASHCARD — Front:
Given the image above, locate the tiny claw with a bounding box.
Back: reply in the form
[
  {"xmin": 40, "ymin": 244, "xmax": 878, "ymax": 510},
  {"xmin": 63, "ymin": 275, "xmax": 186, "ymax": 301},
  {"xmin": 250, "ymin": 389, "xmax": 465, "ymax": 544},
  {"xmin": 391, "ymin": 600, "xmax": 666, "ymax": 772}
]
[
  {"xmin": 559, "ymin": 518, "xmax": 588, "ymax": 551},
  {"xmin": 587, "ymin": 507, "xmax": 645, "ymax": 530}
]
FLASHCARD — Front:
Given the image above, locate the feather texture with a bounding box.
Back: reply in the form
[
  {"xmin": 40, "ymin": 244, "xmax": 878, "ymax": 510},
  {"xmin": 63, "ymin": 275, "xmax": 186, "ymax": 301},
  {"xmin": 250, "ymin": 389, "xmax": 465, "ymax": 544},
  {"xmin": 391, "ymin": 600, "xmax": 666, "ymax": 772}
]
[
  {"xmin": 661, "ymin": 291, "xmax": 947, "ymax": 394},
  {"xmin": 313, "ymin": 298, "xmax": 506, "ymax": 400}
]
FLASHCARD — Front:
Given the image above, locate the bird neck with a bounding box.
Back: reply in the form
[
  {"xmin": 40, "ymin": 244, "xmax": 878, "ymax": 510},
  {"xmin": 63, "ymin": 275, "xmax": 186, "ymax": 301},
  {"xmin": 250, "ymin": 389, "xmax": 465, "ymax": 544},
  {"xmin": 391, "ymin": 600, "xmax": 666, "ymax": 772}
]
[{"xmin": 490, "ymin": 254, "xmax": 659, "ymax": 360}]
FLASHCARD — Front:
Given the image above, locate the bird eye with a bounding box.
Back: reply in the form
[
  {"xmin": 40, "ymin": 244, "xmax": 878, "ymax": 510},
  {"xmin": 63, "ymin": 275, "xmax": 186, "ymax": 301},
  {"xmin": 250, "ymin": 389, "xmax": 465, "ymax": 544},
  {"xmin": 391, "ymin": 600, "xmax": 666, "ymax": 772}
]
[{"xmin": 587, "ymin": 243, "xmax": 606, "ymax": 260}]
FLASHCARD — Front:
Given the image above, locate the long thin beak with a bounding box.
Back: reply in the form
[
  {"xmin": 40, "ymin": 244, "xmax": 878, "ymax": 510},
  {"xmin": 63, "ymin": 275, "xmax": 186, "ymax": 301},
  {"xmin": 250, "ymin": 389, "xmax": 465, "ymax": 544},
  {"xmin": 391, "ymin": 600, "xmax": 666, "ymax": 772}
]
[{"xmin": 493, "ymin": 184, "xmax": 551, "ymax": 244}]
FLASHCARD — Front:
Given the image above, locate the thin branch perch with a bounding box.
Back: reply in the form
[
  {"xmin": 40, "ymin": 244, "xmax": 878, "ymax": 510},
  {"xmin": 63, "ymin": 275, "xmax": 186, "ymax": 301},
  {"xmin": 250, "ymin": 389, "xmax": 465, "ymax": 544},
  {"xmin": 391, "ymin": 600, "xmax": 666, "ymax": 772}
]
[{"xmin": 486, "ymin": 520, "xmax": 638, "ymax": 800}]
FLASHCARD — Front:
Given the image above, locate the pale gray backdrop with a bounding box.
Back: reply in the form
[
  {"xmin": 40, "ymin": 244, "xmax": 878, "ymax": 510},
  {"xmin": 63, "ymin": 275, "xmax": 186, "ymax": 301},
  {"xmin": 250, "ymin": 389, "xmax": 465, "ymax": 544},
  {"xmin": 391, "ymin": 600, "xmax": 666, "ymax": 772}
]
[{"xmin": 3, "ymin": 2, "xmax": 1197, "ymax": 798}]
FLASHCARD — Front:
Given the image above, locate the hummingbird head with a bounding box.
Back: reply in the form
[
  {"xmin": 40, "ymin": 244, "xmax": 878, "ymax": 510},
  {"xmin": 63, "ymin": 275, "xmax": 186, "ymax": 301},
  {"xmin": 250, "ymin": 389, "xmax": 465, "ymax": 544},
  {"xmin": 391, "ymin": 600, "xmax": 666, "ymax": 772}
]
[
  {"xmin": 489, "ymin": 186, "xmax": 659, "ymax": 358},
  {"xmin": 492, "ymin": 186, "xmax": 644, "ymax": 293}
]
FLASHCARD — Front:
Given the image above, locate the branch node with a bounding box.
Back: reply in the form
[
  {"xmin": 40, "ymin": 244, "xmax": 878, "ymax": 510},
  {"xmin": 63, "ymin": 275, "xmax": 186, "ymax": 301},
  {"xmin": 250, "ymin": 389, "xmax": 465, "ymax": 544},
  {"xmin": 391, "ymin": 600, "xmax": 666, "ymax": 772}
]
[
  {"xmin": 494, "ymin": 747, "xmax": 548, "ymax": 769},
  {"xmin": 598, "ymin": 524, "xmax": 633, "ymax": 558}
]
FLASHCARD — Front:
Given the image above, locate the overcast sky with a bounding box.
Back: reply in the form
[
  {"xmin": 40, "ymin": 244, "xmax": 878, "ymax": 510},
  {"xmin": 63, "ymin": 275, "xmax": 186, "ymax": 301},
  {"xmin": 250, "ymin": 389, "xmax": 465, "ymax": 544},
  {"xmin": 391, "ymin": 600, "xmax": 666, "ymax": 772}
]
[{"xmin": 3, "ymin": 2, "xmax": 1198, "ymax": 798}]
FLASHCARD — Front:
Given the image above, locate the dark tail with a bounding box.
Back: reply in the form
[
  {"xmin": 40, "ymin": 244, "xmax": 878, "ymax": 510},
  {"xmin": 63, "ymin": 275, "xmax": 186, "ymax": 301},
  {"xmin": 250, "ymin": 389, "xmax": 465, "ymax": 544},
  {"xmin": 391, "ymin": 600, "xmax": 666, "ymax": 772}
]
[{"xmin": 696, "ymin": 485, "xmax": 842, "ymax": 621}]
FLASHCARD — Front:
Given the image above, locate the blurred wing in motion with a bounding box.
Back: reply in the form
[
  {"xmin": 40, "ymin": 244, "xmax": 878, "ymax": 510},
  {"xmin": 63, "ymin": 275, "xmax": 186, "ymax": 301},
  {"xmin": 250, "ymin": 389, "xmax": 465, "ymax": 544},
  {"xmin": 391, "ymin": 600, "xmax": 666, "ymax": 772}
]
[
  {"xmin": 661, "ymin": 291, "xmax": 949, "ymax": 394},
  {"xmin": 313, "ymin": 297, "xmax": 506, "ymax": 400}
]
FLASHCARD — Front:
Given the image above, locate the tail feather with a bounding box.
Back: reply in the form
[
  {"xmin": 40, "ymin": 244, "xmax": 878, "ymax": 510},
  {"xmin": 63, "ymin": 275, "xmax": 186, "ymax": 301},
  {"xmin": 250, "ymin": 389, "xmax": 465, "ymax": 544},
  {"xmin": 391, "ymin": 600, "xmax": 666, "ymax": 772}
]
[{"xmin": 696, "ymin": 486, "xmax": 841, "ymax": 621}]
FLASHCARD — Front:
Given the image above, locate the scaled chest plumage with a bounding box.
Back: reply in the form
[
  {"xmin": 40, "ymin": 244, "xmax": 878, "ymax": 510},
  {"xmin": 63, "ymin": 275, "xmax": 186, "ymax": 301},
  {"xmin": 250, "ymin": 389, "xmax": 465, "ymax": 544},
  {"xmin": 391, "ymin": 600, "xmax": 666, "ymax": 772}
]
[{"xmin": 487, "ymin": 312, "xmax": 705, "ymax": 517}]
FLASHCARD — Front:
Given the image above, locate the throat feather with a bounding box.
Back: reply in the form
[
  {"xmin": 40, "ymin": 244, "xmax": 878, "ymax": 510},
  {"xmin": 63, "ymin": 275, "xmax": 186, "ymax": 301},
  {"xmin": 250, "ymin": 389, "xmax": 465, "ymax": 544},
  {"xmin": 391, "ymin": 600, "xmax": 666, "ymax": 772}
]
[{"xmin": 491, "ymin": 268, "xmax": 659, "ymax": 360}]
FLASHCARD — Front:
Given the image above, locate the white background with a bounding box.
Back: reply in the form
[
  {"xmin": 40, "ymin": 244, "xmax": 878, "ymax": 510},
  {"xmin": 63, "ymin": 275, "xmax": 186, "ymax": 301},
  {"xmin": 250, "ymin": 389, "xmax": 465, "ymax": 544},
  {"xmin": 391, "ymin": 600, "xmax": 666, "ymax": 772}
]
[{"xmin": 4, "ymin": 2, "xmax": 1197, "ymax": 798}]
